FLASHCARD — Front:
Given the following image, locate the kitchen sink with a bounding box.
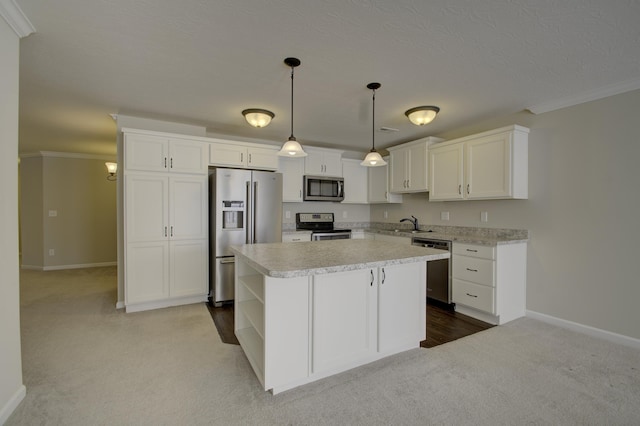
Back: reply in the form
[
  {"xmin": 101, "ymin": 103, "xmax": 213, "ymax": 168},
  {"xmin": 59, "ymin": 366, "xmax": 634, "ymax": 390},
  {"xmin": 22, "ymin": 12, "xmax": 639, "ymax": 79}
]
[{"xmin": 393, "ymin": 229, "xmax": 425, "ymax": 234}]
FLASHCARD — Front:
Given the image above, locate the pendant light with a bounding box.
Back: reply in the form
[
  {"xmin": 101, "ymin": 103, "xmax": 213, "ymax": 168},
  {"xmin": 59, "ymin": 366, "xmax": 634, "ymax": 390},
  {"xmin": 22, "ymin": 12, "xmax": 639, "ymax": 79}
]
[
  {"xmin": 361, "ymin": 82, "xmax": 387, "ymax": 167},
  {"xmin": 277, "ymin": 57, "xmax": 307, "ymax": 157}
]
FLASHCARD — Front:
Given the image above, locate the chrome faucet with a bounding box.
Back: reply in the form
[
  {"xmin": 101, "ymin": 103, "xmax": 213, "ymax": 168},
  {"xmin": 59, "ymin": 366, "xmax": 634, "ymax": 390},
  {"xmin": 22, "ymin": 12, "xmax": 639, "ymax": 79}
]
[{"xmin": 400, "ymin": 215, "xmax": 419, "ymax": 231}]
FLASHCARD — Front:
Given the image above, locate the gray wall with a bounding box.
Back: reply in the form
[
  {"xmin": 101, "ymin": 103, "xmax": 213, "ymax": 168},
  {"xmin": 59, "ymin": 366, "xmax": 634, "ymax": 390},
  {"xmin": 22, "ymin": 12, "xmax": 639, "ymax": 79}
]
[
  {"xmin": 0, "ymin": 16, "xmax": 24, "ymax": 423},
  {"xmin": 19, "ymin": 153, "xmax": 117, "ymax": 270},
  {"xmin": 372, "ymin": 89, "xmax": 640, "ymax": 340}
]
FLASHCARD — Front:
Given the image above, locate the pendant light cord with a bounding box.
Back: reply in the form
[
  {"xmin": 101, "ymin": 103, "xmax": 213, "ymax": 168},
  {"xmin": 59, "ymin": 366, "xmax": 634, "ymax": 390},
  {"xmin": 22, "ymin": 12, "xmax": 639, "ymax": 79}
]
[
  {"xmin": 290, "ymin": 65, "xmax": 295, "ymax": 139},
  {"xmin": 371, "ymin": 87, "xmax": 376, "ymax": 151}
]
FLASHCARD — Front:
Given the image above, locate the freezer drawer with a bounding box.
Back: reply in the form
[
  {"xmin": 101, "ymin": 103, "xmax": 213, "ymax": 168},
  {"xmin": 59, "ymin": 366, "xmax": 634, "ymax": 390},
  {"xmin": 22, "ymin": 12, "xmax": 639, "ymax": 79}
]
[{"xmin": 214, "ymin": 257, "xmax": 235, "ymax": 304}]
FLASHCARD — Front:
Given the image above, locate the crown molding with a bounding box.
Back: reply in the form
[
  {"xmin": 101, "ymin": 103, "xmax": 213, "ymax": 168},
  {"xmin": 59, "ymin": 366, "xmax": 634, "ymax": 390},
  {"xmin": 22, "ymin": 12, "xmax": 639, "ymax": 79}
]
[
  {"xmin": 527, "ymin": 77, "xmax": 640, "ymax": 114},
  {"xmin": 0, "ymin": 0, "xmax": 35, "ymax": 38}
]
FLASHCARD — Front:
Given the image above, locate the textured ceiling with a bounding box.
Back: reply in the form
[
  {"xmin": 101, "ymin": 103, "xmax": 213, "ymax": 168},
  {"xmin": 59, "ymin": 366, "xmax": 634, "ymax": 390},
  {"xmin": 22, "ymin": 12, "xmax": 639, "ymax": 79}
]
[{"xmin": 14, "ymin": 0, "xmax": 640, "ymax": 156}]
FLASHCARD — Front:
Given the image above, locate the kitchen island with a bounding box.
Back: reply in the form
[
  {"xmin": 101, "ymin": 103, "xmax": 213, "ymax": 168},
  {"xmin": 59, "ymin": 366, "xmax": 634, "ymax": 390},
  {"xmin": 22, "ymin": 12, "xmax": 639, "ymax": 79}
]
[{"xmin": 230, "ymin": 239, "xmax": 449, "ymax": 394}]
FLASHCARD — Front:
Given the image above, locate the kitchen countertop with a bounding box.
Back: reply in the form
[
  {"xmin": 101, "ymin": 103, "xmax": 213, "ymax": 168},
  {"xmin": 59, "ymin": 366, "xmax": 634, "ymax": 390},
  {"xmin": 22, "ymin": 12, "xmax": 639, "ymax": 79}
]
[
  {"xmin": 230, "ymin": 239, "xmax": 449, "ymax": 278},
  {"xmin": 359, "ymin": 228, "xmax": 528, "ymax": 245}
]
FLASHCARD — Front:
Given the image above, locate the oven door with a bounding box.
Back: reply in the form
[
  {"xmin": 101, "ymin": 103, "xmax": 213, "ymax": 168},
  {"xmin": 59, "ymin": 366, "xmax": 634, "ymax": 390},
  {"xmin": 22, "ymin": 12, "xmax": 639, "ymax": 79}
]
[{"xmin": 312, "ymin": 232, "xmax": 351, "ymax": 241}]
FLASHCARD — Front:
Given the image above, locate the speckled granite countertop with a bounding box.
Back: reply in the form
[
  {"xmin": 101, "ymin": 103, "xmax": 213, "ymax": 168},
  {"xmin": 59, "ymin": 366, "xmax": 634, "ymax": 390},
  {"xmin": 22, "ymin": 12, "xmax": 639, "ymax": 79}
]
[
  {"xmin": 359, "ymin": 228, "xmax": 528, "ymax": 246},
  {"xmin": 230, "ymin": 239, "xmax": 449, "ymax": 278}
]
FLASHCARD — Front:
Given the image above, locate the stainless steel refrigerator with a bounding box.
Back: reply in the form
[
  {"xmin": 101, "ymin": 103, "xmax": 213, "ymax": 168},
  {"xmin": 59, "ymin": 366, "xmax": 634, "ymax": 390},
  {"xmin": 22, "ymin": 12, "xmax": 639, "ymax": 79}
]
[{"xmin": 209, "ymin": 168, "xmax": 282, "ymax": 305}]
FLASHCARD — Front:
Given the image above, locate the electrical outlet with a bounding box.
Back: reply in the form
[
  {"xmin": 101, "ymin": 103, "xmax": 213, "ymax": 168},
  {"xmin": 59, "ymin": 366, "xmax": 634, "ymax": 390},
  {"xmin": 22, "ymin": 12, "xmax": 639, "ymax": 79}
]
[
  {"xmin": 481, "ymin": 211, "xmax": 488, "ymax": 222},
  {"xmin": 342, "ymin": 211, "xmax": 348, "ymax": 219},
  {"xmin": 285, "ymin": 211, "xmax": 291, "ymax": 219},
  {"xmin": 48, "ymin": 249, "xmax": 55, "ymax": 256},
  {"xmin": 383, "ymin": 211, "xmax": 388, "ymax": 219},
  {"xmin": 441, "ymin": 211, "xmax": 450, "ymax": 221}
]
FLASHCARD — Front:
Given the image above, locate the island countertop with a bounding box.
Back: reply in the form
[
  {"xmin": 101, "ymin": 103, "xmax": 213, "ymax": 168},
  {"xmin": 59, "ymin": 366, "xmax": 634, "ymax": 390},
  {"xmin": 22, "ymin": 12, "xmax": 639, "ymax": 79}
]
[{"xmin": 230, "ymin": 239, "xmax": 449, "ymax": 278}]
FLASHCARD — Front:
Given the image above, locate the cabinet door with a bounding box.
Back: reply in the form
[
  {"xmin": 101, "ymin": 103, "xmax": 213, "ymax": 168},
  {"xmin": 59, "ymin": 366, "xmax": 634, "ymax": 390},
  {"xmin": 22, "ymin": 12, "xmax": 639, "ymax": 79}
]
[
  {"xmin": 278, "ymin": 157, "xmax": 304, "ymax": 202},
  {"xmin": 170, "ymin": 239, "xmax": 208, "ymax": 298},
  {"xmin": 373, "ymin": 234, "xmax": 411, "ymax": 244},
  {"xmin": 304, "ymin": 150, "xmax": 324, "ymax": 175},
  {"xmin": 209, "ymin": 142, "xmax": 245, "ymax": 167},
  {"xmin": 169, "ymin": 175, "xmax": 207, "ymax": 240},
  {"xmin": 323, "ymin": 151, "xmax": 343, "ymax": 177},
  {"xmin": 312, "ymin": 269, "xmax": 377, "ymax": 373},
  {"xmin": 341, "ymin": 160, "xmax": 368, "ymax": 203},
  {"xmin": 465, "ymin": 133, "xmax": 511, "ymax": 199},
  {"xmin": 169, "ymin": 139, "xmax": 207, "ymax": 174},
  {"xmin": 125, "ymin": 174, "xmax": 169, "ymax": 242},
  {"xmin": 429, "ymin": 143, "xmax": 464, "ymax": 201},
  {"xmin": 368, "ymin": 159, "xmax": 402, "ymax": 203},
  {"xmin": 378, "ymin": 262, "xmax": 424, "ymax": 352},
  {"xmin": 124, "ymin": 133, "xmax": 168, "ymax": 172},
  {"xmin": 406, "ymin": 143, "xmax": 428, "ymax": 191},
  {"xmin": 247, "ymin": 146, "xmax": 278, "ymax": 171},
  {"xmin": 125, "ymin": 241, "xmax": 170, "ymax": 304},
  {"xmin": 388, "ymin": 149, "xmax": 407, "ymax": 193}
]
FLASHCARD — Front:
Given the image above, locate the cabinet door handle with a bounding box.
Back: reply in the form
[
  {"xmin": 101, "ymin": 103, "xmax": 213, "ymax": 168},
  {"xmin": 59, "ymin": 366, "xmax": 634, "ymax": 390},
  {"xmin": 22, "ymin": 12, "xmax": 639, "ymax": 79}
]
[
  {"xmin": 466, "ymin": 293, "xmax": 478, "ymax": 298},
  {"xmin": 458, "ymin": 184, "xmax": 462, "ymax": 195},
  {"xmin": 164, "ymin": 157, "xmax": 167, "ymax": 169},
  {"xmin": 467, "ymin": 184, "xmax": 470, "ymax": 194},
  {"xmin": 249, "ymin": 153, "xmax": 252, "ymax": 163},
  {"xmin": 407, "ymin": 179, "xmax": 410, "ymax": 188},
  {"xmin": 299, "ymin": 189, "xmax": 302, "ymax": 198},
  {"xmin": 382, "ymin": 268, "xmax": 386, "ymax": 284},
  {"xmin": 164, "ymin": 226, "xmax": 168, "ymax": 237},
  {"xmin": 170, "ymin": 226, "xmax": 174, "ymax": 237},
  {"xmin": 170, "ymin": 157, "xmax": 173, "ymax": 169},
  {"xmin": 466, "ymin": 267, "xmax": 478, "ymax": 272},
  {"xmin": 241, "ymin": 153, "xmax": 243, "ymax": 163},
  {"xmin": 370, "ymin": 270, "xmax": 374, "ymax": 286},
  {"xmin": 466, "ymin": 249, "xmax": 478, "ymax": 253}
]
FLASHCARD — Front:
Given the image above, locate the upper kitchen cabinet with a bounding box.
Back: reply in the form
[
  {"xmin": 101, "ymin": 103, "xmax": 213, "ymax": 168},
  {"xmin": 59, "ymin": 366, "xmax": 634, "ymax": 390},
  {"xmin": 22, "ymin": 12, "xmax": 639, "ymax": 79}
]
[
  {"xmin": 209, "ymin": 140, "xmax": 279, "ymax": 171},
  {"xmin": 304, "ymin": 147, "xmax": 344, "ymax": 177},
  {"xmin": 341, "ymin": 159, "xmax": 368, "ymax": 204},
  {"xmin": 124, "ymin": 129, "xmax": 207, "ymax": 174},
  {"xmin": 368, "ymin": 156, "xmax": 402, "ymax": 204},
  {"xmin": 429, "ymin": 125, "xmax": 529, "ymax": 201},
  {"xmin": 387, "ymin": 137, "xmax": 443, "ymax": 193},
  {"xmin": 278, "ymin": 156, "xmax": 305, "ymax": 202}
]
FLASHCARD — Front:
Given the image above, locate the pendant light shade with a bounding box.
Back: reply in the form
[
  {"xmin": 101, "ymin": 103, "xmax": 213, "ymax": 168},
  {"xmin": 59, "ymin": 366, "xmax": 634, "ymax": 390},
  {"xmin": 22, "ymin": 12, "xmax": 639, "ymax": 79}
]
[
  {"xmin": 405, "ymin": 106, "xmax": 440, "ymax": 126},
  {"xmin": 361, "ymin": 82, "xmax": 387, "ymax": 167},
  {"xmin": 278, "ymin": 57, "xmax": 307, "ymax": 157},
  {"xmin": 242, "ymin": 108, "xmax": 274, "ymax": 128}
]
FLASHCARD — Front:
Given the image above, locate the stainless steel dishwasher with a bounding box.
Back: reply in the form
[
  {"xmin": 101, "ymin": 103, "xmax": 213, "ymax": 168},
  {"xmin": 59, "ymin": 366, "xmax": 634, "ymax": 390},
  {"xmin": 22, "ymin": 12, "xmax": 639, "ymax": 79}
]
[{"xmin": 412, "ymin": 236, "xmax": 453, "ymax": 306}]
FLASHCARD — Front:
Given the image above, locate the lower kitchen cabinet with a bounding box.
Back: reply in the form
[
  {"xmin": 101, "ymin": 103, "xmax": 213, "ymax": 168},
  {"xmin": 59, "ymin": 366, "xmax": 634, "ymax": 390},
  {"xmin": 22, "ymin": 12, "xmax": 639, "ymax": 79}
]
[
  {"xmin": 452, "ymin": 242, "xmax": 527, "ymax": 325},
  {"xmin": 373, "ymin": 233, "xmax": 412, "ymax": 244}
]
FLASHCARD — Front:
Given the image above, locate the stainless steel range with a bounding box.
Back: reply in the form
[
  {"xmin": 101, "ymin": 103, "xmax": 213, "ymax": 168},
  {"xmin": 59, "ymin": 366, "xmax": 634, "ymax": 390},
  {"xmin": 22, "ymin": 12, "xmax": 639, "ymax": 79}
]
[{"xmin": 295, "ymin": 213, "xmax": 351, "ymax": 240}]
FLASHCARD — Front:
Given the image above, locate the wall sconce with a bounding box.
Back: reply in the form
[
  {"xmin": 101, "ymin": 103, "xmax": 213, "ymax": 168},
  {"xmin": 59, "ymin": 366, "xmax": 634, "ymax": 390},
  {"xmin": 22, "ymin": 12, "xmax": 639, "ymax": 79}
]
[
  {"xmin": 242, "ymin": 109, "xmax": 275, "ymax": 128},
  {"xmin": 105, "ymin": 162, "xmax": 117, "ymax": 181},
  {"xmin": 405, "ymin": 106, "xmax": 440, "ymax": 126}
]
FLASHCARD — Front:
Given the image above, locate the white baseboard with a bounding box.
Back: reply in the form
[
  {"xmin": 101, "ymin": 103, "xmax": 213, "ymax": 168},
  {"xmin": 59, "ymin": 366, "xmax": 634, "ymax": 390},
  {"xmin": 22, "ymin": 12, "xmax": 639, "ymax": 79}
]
[
  {"xmin": 115, "ymin": 301, "xmax": 125, "ymax": 309},
  {"xmin": 21, "ymin": 261, "xmax": 117, "ymax": 271},
  {"xmin": 125, "ymin": 295, "xmax": 207, "ymax": 313},
  {"xmin": 0, "ymin": 384, "xmax": 26, "ymax": 425},
  {"xmin": 526, "ymin": 310, "xmax": 640, "ymax": 350}
]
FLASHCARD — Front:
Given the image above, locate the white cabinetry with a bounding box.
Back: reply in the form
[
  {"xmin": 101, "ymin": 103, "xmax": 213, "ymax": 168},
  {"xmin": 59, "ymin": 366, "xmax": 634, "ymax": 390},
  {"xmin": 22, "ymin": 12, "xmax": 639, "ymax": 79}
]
[
  {"xmin": 341, "ymin": 159, "xmax": 368, "ymax": 204},
  {"xmin": 124, "ymin": 131, "xmax": 207, "ymax": 174},
  {"xmin": 282, "ymin": 233, "xmax": 311, "ymax": 242},
  {"xmin": 123, "ymin": 129, "xmax": 208, "ymax": 313},
  {"xmin": 304, "ymin": 147, "xmax": 343, "ymax": 177},
  {"xmin": 368, "ymin": 157, "xmax": 402, "ymax": 203},
  {"xmin": 429, "ymin": 125, "xmax": 529, "ymax": 201},
  {"xmin": 388, "ymin": 137, "xmax": 443, "ymax": 193},
  {"xmin": 209, "ymin": 140, "xmax": 279, "ymax": 171},
  {"xmin": 452, "ymin": 242, "xmax": 527, "ymax": 325},
  {"xmin": 278, "ymin": 157, "xmax": 305, "ymax": 202}
]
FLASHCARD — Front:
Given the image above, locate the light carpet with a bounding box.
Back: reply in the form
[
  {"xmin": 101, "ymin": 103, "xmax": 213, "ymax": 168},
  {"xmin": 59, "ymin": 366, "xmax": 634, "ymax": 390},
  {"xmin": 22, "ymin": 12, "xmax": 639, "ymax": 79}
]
[{"xmin": 7, "ymin": 266, "xmax": 640, "ymax": 425}]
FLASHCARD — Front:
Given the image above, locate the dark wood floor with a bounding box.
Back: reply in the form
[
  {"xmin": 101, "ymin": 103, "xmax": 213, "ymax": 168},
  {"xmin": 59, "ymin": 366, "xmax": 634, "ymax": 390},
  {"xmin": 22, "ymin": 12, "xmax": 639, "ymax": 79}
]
[{"xmin": 207, "ymin": 300, "xmax": 494, "ymax": 348}]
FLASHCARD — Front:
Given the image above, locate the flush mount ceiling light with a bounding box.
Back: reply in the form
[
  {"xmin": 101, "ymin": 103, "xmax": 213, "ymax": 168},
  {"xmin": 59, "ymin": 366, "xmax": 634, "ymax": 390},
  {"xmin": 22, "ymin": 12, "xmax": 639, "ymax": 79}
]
[
  {"xmin": 405, "ymin": 105, "xmax": 440, "ymax": 126},
  {"xmin": 361, "ymin": 82, "xmax": 387, "ymax": 167},
  {"xmin": 277, "ymin": 57, "xmax": 307, "ymax": 157},
  {"xmin": 242, "ymin": 108, "xmax": 274, "ymax": 128}
]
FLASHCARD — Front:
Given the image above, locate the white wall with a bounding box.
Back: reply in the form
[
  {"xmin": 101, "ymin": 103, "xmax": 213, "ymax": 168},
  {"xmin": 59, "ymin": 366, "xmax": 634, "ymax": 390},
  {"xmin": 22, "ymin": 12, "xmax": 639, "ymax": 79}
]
[
  {"xmin": 372, "ymin": 89, "xmax": 640, "ymax": 340},
  {"xmin": 0, "ymin": 16, "xmax": 26, "ymax": 424}
]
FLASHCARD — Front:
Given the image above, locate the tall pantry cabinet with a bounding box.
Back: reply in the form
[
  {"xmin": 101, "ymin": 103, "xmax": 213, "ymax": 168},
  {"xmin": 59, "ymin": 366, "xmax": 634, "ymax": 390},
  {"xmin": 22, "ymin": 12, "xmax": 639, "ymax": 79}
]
[{"xmin": 123, "ymin": 128, "xmax": 208, "ymax": 313}]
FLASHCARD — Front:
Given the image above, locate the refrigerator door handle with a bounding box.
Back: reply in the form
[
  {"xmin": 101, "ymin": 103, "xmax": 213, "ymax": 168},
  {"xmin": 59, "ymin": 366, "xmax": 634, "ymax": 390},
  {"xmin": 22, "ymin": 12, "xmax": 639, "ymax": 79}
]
[
  {"xmin": 246, "ymin": 181, "xmax": 252, "ymax": 244},
  {"xmin": 253, "ymin": 181, "xmax": 258, "ymax": 244},
  {"xmin": 219, "ymin": 257, "xmax": 235, "ymax": 264}
]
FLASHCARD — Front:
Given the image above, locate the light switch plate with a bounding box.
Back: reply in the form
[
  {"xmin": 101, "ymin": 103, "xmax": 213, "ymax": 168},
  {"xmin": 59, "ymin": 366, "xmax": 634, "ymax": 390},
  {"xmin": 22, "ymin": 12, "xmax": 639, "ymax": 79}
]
[
  {"xmin": 48, "ymin": 210, "xmax": 57, "ymax": 217},
  {"xmin": 441, "ymin": 211, "xmax": 450, "ymax": 221},
  {"xmin": 481, "ymin": 211, "xmax": 489, "ymax": 222}
]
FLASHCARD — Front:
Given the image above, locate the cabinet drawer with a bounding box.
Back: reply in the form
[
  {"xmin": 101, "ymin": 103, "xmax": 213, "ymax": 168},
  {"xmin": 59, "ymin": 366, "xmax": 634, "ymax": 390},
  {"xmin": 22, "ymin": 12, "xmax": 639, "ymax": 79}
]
[
  {"xmin": 453, "ymin": 255, "xmax": 495, "ymax": 286},
  {"xmin": 453, "ymin": 243, "xmax": 495, "ymax": 260},
  {"xmin": 282, "ymin": 233, "xmax": 311, "ymax": 243},
  {"xmin": 453, "ymin": 279, "xmax": 494, "ymax": 313}
]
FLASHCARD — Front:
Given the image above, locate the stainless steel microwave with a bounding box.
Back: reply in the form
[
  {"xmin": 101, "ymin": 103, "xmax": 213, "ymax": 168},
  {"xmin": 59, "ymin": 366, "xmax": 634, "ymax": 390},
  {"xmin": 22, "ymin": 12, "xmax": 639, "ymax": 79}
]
[{"xmin": 303, "ymin": 175, "xmax": 344, "ymax": 202}]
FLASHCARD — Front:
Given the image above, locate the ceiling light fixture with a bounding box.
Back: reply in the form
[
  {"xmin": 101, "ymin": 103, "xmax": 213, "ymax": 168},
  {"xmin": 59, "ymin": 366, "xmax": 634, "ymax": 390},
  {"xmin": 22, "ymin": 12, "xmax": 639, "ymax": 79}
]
[
  {"xmin": 361, "ymin": 82, "xmax": 387, "ymax": 167},
  {"xmin": 105, "ymin": 162, "xmax": 117, "ymax": 181},
  {"xmin": 405, "ymin": 105, "xmax": 440, "ymax": 126},
  {"xmin": 242, "ymin": 108, "xmax": 274, "ymax": 128},
  {"xmin": 277, "ymin": 57, "xmax": 307, "ymax": 157}
]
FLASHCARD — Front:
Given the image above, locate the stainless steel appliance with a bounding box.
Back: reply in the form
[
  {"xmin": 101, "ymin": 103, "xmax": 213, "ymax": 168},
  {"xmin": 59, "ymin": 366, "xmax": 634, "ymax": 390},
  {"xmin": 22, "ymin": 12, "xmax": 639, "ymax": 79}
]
[
  {"xmin": 303, "ymin": 176, "xmax": 344, "ymax": 202},
  {"xmin": 296, "ymin": 213, "xmax": 351, "ymax": 240},
  {"xmin": 412, "ymin": 236, "xmax": 453, "ymax": 306},
  {"xmin": 210, "ymin": 168, "xmax": 282, "ymax": 305}
]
